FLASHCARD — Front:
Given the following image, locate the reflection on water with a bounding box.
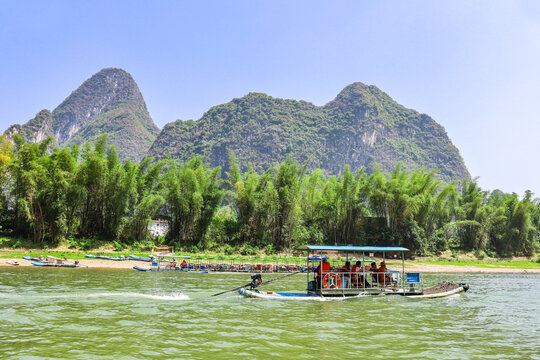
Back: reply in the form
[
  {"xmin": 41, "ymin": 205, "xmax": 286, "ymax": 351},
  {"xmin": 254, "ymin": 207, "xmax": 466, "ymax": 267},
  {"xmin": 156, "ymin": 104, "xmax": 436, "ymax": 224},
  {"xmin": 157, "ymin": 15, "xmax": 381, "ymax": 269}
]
[{"xmin": 0, "ymin": 268, "xmax": 539, "ymax": 359}]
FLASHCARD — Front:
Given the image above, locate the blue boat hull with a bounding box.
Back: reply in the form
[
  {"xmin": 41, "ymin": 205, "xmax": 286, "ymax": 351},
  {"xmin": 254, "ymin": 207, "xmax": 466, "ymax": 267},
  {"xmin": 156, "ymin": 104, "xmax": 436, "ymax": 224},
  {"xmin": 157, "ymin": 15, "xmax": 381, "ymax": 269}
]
[
  {"xmin": 31, "ymin": 262, "xmax": 79, "ymax": 268},
  {"xmin": 239, "ymin": 288, "xmax": 323, "ymax": 300},
  {"xmin": 128, "ymin": 255, "xmax": 154, "ymax": 262},
  {"xmin": 85, "ymin": 255, "xmax": 125, "ymax": 261},
  {"xmin": 23, "ymin": 256, "xmax": 47, "ymax": 262}
]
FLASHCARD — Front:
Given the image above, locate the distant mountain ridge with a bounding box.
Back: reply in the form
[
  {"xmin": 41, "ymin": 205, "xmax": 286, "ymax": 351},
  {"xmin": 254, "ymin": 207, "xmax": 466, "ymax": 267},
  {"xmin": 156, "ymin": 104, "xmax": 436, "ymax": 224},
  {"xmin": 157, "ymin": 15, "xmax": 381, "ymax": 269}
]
[
  {"xmin": 5, "ymin": 68, "xmax": 159, "ymax": 161},
  {"xmin": 149, "ymin": 83, "xmax": 470, "ymax": 183},
  {"xmin": 4, "ymin": 68, "xmax": 470, "ymax": 182}
]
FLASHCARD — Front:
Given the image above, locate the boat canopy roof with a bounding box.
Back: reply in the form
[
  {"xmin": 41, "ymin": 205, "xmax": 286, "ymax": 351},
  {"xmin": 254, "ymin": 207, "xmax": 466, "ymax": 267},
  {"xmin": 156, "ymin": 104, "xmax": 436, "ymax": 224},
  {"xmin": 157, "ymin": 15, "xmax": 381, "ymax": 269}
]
[{"xmin": 299, "ymin": 245, "xmax": 409, "ymax": 252}]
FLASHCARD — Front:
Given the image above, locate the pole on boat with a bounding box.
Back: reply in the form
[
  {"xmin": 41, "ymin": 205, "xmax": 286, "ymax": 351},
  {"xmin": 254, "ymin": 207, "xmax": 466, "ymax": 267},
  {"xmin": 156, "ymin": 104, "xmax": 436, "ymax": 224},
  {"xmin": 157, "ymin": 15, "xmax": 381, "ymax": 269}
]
[
  {"xmin": 211, "ymin": 282, "xmax": 253, "ymax": 297},
  {"xmin": 211, "ymin": 270, "xmax": 305, "ymax": 297}
]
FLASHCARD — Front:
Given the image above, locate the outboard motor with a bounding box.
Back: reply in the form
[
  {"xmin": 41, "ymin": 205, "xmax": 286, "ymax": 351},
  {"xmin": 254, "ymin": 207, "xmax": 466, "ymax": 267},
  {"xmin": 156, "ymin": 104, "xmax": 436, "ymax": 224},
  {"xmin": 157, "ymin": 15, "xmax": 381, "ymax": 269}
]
[{"xmin": 250, "ymin": 273, "xmax": 262, "ymax": 289}]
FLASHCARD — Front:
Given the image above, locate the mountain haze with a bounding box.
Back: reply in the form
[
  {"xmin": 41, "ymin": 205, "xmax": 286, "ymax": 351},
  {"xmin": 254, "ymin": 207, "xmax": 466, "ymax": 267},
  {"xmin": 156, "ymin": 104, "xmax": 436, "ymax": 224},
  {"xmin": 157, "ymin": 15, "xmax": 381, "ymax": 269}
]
[{"xmin": 149, "ymin": 83, "xmax": 470, "ymax": 182}]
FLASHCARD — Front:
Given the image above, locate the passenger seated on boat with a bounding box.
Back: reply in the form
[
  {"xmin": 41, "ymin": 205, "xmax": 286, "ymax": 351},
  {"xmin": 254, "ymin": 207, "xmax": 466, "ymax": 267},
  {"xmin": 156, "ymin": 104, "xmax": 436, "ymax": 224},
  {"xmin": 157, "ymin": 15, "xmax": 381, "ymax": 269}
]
[
  {"xmin": 350, "ymin": 261, "xmax": 370, "ymax": 288},
  {"xmin": 350, "ymin": 261, "xmax": 360, "ymax": 287},
  {"xmin": 314, "ymin": 257, "xmax": 331, "ymax": 288},
  {"xmin": 181, "ymin": 260, "xmax": 187, "ymax": 268},
  {"xmin": 377, "ymin": 261, "xmax": 397, "ymax": 287},
  {"xmin": 341, "ymin": 261, "xmax": 351, "ymax": 288},
  {"xmin": 369, "ymin": 261, "xmax": 379, "ymax": 286}
]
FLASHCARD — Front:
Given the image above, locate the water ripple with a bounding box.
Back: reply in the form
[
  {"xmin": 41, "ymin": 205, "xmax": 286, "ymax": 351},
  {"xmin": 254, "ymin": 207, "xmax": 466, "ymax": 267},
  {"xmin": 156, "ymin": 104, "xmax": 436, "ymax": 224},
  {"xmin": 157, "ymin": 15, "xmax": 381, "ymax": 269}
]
[{"xmin": 0, "ymin": 269, "xmax": 539, "ymax": 359}]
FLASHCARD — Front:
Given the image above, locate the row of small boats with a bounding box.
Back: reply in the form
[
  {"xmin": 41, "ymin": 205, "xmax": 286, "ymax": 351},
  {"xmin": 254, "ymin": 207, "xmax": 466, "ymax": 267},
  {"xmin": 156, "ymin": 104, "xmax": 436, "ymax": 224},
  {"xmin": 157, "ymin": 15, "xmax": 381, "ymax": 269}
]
[{"xmin": 19, "ymin": 254, "xmax": 209, "ymax": 272}]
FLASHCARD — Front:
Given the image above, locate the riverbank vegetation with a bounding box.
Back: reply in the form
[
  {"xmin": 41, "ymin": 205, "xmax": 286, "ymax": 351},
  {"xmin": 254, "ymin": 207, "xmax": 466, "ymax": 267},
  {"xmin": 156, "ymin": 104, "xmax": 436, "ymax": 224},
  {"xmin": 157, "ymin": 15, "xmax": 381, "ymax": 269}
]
[{"xmin": 0, "ymin": 134, "xmax": 539, "ymax": 257}]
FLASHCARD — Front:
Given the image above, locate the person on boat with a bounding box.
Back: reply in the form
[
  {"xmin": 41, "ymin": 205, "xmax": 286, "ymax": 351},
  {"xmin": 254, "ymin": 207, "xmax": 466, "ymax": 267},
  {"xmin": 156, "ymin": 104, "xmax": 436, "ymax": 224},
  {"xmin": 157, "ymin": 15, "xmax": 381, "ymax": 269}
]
[
  {"xmin": 341, "ymin": 261, "xmax": 351, "ymax": 288},
  {"xmin": 351, "ymin": 260, "xmax": 370, "ymax": 288},
  {"xmin": 181, "ymin": 260, "xmax": 187, "ymax": 269},
  {"xmin": 377, "ymin": 261, "xmax": 396, "ymax": 287},
  {"xmin": 368, "ymin": 261, "xmax": 379, "ymax": 286},
  {"xmin": 314, "ymin": 257, "xmax": 331, "ymax": 288}
]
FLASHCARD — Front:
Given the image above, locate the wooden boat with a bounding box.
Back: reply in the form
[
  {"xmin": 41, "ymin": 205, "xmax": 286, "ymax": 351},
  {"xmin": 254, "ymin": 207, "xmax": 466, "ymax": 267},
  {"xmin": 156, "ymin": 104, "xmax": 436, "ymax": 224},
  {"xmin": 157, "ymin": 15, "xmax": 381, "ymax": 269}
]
[
  {"xmin": 237, "ymin": 245, "xmax": 469, "ymax": 300},
  {"xmin": 85, "ymin": 254, "xmax": 127, "ymax": 261},
  {"xmin": 133, "ymin": 266, "xmax": 208, "ymax": 273}
]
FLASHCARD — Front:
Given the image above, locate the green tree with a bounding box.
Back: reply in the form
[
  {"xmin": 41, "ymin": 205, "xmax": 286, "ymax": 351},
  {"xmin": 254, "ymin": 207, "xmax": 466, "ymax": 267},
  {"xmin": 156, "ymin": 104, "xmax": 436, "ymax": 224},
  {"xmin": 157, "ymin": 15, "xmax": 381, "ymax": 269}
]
[{"xmin": 164, "ymin": 156, "xmax": 224, "ymax": 247}]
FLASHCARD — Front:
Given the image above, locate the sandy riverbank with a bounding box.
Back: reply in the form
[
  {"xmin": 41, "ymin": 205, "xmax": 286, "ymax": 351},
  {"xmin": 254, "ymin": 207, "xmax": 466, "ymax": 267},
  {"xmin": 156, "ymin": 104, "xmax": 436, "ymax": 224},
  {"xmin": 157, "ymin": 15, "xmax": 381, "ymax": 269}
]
[{"xmin": 1, "ymin": 258, "xmax": 539, "ymax": 273}]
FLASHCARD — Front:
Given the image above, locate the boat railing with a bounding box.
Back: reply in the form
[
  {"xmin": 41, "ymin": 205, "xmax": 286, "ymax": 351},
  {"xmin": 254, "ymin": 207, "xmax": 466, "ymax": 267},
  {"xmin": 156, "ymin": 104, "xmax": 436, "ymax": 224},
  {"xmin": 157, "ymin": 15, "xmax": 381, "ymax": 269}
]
[{"xmin": 313, "ymin": 270, "xmax": 424, "ymax": 294}]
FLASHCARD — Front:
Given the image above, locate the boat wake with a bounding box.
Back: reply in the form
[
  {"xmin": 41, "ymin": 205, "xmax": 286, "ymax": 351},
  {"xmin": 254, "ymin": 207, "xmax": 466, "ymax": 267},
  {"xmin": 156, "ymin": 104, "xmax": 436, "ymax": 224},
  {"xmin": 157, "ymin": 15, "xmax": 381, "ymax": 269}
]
[
  {"xmin": 0, "ymin": 292, "xmax": 190, "ymax": 301},
  {"xmin": 81, "ymin": 292, "xmax": 190, "ymax": 301}
]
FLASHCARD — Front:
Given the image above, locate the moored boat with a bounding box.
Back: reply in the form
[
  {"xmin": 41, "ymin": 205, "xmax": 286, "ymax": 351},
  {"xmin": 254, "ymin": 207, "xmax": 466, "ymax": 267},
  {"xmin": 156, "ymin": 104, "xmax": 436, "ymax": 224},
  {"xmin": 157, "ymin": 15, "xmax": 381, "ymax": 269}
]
[
  {"xmin": 22, "ymin": 255, "xmax": 48, "ymax": 262},
  {"xmin": 133, "ymin": 266, "xmax": 208, "ymax": 273},
  {"xmin": 237, "ymin": 245, "xmax": 469, "ymax": 300},
  {"xmin": 85, "ymin": 254, "xmax": 127, "ymax": 261},
  {"xmin": 31, "ymin": 255, "xmax": 80, "ymax": 268},
  {"xmin": 32, "ymin": 262, "xmax": 80, "ymax": 268},
  {"xmin": 128, "ymin": 255, "xmax": 156, "ymax": 262}
]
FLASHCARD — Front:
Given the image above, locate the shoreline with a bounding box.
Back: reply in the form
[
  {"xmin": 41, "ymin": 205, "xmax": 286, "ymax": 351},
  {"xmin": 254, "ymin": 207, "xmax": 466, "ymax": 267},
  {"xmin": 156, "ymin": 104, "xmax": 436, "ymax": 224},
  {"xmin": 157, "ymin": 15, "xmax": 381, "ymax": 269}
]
[{"xmin": 2, "ymin": 258, "xmax": 539, "ymax": 273}]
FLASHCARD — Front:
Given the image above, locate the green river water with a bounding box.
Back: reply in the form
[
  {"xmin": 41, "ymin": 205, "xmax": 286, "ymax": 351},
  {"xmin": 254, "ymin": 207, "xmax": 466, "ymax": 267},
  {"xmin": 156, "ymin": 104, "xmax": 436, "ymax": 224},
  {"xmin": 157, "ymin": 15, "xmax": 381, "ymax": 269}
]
[{"xmin": 1, "ymin": 268, "xmax": 539, "ymax": 359}]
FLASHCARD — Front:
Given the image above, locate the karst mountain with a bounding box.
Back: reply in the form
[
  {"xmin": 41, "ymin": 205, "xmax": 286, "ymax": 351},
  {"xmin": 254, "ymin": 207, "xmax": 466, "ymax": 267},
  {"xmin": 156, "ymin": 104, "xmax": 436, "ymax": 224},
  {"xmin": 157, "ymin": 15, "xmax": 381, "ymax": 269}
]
[{"xmin": 5, "ymin": 68, "xmax": 470, "ymax": 182}]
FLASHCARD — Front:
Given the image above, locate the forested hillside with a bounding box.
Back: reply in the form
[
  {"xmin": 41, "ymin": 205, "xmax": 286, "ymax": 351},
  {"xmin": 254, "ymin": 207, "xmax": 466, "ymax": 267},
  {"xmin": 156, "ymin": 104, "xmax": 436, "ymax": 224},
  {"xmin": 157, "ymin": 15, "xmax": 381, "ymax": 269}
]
[
  {"xmin": 0, "ymin": 135, "xmax": 537, "ymax": 257},
  {"xmin": 149, "ymin": 83, "xmax": 470, "ymax": 183},
  {"xmin": 4, "ymin": 68, "xmax": 160, "ymax": 162}
]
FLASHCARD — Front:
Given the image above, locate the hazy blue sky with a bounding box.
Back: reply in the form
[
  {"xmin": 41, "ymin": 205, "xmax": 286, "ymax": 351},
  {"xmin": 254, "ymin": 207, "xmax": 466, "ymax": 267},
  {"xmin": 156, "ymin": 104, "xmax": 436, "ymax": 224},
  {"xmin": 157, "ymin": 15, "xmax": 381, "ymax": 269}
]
[{"xmin": 1, "ymin": 1, "xmax": 539, "ymax": 196}]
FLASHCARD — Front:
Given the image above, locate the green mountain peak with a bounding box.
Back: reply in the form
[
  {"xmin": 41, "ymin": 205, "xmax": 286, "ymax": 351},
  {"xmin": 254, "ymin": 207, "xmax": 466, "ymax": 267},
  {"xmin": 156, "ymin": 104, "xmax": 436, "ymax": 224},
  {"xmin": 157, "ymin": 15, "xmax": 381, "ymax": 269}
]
[{"xmin": 148, "ymin": 84, "xmax": 470, "ymax": 183}]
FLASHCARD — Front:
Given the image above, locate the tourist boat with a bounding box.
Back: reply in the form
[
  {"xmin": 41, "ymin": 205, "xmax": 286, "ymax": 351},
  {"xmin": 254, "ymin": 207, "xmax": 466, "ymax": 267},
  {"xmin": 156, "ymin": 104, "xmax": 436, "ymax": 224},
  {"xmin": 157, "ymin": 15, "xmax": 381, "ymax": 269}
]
[
  {"xmin": 238, "ymin": 245, "xmax": 469, "ymax": 300},
  {"xmin": 85, "ymin": 254, "xmax": 127, "ymax": 261}
]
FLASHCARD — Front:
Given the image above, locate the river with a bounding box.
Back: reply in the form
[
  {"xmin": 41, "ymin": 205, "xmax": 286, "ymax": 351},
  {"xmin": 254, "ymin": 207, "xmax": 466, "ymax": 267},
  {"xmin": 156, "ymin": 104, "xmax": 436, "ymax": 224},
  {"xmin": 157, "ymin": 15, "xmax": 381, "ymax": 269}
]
[{"xmin": 0, "ymin": 268, "xmax": 539, "ymax": 359}]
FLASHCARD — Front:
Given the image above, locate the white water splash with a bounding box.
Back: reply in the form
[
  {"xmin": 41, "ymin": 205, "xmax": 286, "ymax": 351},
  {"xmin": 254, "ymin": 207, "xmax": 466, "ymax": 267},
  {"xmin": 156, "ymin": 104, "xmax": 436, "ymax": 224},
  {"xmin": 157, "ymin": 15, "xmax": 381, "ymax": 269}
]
[{"xmin": 0, "ymin": 292, "xmax": 190, "ymax": 301}]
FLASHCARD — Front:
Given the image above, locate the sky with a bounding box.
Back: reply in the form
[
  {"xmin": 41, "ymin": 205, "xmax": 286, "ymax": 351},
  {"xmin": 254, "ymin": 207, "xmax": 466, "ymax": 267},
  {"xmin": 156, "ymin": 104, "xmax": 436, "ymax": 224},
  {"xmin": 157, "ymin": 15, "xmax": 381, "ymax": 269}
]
[{"xmin": 1, "ymin": 0, "xmax": 539, "ymax": 196}]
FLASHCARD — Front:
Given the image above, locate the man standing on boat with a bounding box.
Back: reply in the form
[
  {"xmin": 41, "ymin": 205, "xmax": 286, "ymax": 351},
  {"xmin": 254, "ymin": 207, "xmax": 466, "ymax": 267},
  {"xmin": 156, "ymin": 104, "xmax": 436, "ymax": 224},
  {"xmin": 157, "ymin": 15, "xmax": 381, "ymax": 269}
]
[{"xmin": 314, "ymin": 257, "xmax": 331, "ymax": 289}]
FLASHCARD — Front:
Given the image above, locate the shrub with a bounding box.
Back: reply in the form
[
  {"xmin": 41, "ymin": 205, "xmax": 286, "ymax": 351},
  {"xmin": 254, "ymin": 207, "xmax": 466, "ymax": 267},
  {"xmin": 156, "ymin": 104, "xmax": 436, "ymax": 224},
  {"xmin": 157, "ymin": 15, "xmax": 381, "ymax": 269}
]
[
  {"xmin": 474, "ymin": 249, "xmax": 485, "ymax": 259},
  {"xmin": 224, "ymin": 244, "xmax": 234, "ymax": 255},
  {"xmin": 265, "ymin": 244, "xmax": 276, "ymax": 255},
  {"xmin": 241, "ymin": 244, "xmax": 259, "ymax": 255},
  {"xmin": 112, "ymin": 240, "xmax": 127, "ymax": 251}
]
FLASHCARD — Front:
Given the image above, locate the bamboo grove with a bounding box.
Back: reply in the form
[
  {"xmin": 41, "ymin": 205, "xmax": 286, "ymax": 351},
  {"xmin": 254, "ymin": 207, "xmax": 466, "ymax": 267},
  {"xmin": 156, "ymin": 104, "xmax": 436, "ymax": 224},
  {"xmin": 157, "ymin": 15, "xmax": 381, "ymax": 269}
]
[{"xmin": 0, "ymin": 134, "xmax": 538, "ymax": 256}]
